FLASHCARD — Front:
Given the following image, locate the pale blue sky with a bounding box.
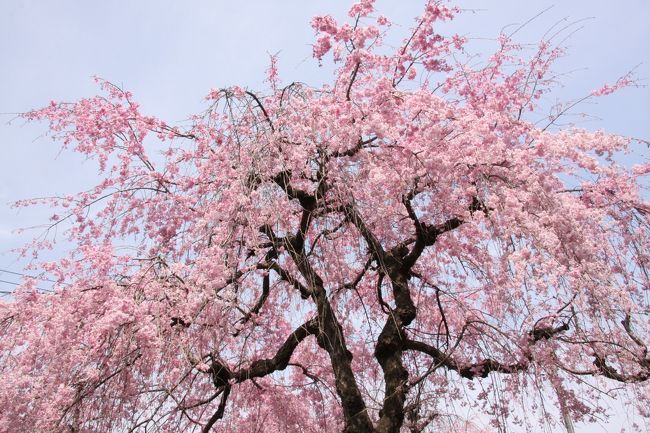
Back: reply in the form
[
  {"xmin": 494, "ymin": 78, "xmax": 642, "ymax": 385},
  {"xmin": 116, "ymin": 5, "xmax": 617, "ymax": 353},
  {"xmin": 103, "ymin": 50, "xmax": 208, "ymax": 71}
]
[{"xmin": 0, "ymin": 1, "xmax": 648, "ymax": 430}]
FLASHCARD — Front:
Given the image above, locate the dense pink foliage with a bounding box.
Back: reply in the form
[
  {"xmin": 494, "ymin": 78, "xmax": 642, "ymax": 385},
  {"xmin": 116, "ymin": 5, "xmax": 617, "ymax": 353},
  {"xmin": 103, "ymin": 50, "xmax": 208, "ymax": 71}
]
[{"xmin": 2, "ymin": 2, "xmax": 649, "ymax": 432}]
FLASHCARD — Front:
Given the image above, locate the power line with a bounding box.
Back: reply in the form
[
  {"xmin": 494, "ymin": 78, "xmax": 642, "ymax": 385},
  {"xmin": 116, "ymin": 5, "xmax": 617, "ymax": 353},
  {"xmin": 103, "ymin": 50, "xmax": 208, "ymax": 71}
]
[
  {"xmin": 0, "ymin": 268, "xmax": 67, "ymax": 286},
  {"xmin": 0, "ymin": 269, "xmax": 26, "ymax": 278},
  {"xmin": 0, "ymin": 278, "xmax": 20, "ymax": 286},
  {"xmin": 0, "ymin": 272, "xmax": 57, "ymax": 294},
  {"xmin": 0, "ymin": 277, "xmax": 54, "ymax": 291},
  {"xmin": 0, "ymin": 283, "xmax": 54, "ymax": 295}
]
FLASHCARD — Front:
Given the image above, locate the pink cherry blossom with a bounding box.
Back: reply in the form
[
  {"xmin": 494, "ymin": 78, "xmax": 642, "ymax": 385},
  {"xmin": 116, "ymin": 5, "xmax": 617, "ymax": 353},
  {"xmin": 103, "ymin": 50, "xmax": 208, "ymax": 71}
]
[{"xmin": 1, "ymin": 2, "xmax": 649, "ymax": 433}]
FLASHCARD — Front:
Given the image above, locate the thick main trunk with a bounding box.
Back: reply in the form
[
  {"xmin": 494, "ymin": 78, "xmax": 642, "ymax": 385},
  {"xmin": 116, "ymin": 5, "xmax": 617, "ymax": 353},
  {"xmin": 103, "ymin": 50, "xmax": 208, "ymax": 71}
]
[
  {"xmin": 375, "ymin": 267, "xmax": 416, "ymax": 433},
  {"xmin": 312, "ymin": 288, "xmax": 375, "ymax": 433}
]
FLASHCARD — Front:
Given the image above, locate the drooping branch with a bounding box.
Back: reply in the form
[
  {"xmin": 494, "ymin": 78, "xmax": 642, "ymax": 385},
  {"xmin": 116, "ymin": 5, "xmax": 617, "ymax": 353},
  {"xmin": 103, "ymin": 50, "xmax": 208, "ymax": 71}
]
[
  {"xmin": 405, "ymin": 321, "xmax": 573, "ymax": 382},
  {"xmin": 405, "ymin": 319, "xmax": 574, "ymax": 380},
  {"xmin": 330, "ymin": 136, "xmax": 378, "ymax": 158},
  {"xmin": 593, "ymin": 355, "xmax": 650, "ymax": 383},
  {"xmin": 403, "ymin": 318, "xmax": 650, "ymax": 384},
  {"xmin": 622, "ymin": 314, "xmax": 648, "ymax": 354},
  {"xmin": 342, "ymin": 204, "xmax": 386, "ymax": 263},
  {"xmin": 346, "ymin": 62, "xmax": 361, "ymax": 101},
  {"xmin": 257, "ymin": 260, "xmax": 311, "ymax": 299},
  {"xmin": 401, "ymin": 196, "xmax": 487, "ymax": 271},
  {"xmin": 245, "ymin": 90, "xmax": 275, "ymax": 133},
  {"xmin": 203, "ymin": 318, "xmax": 319, "ymax": 424},
  {"xmin": 201, "ymin": 385, "xmax": 231, "ymax": 433},
  {"xmin": 231, "ymin": 318, "xmax": 319, "ymax": 382},
  {"xmin": 272, "ymin": 170, "xmax": 317, "ymax": 210},
  {"xmin": 268, "ymin": 170, "xmax": 321, "ymax": 253},
  {"xmin": 404, "ymin": 339, "xmax": 529, "ymax": 380},
  {"xmin": 237, "ymin": 271, "xmax": 270, "ymax": 327}
]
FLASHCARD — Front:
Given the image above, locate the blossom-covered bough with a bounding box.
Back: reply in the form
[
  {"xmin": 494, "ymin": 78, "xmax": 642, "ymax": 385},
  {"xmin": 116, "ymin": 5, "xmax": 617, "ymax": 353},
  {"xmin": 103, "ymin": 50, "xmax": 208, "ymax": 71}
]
[{"xmin": 1, "ymin": 1, "xmax": 649, "ymax": 432}]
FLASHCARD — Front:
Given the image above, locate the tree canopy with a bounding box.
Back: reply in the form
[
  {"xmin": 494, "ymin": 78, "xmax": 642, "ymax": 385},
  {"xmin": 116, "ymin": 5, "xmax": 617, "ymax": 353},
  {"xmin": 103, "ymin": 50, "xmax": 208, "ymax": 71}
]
[{"xmin": 1, "ymin": 1, "xmax": 649, "ymax": 432}]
